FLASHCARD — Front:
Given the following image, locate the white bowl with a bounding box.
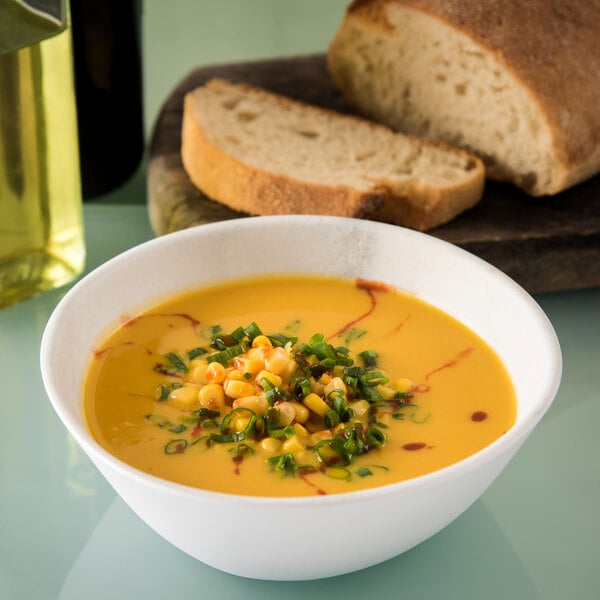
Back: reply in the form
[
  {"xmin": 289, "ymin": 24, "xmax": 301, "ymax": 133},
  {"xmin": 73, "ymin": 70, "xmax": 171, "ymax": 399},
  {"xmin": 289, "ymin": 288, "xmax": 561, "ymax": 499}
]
[{"xmin": 40, "ymin": 215, "xmax": 561, "ymax": 580}]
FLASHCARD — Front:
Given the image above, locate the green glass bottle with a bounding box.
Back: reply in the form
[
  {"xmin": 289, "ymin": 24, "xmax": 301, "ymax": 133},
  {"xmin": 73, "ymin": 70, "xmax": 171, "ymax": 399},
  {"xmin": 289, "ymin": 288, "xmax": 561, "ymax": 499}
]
[{"xmin": 0, "ymin": 0, "xmax": 85, "ymax": 310}]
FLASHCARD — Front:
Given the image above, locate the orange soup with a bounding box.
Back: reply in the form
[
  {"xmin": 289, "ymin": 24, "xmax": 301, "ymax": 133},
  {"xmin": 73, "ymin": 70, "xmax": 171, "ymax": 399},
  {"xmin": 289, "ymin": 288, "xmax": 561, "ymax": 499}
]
[{"xmin": 83, "ymin": 275, "xmax": 516, "ymax": 497}]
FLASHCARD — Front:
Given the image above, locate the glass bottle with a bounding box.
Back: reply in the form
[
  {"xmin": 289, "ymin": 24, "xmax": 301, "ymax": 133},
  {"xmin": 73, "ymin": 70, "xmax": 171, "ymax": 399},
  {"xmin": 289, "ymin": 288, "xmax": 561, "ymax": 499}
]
[
  {"xmin": 0, "ymin": 0, "xmax": 85, "ymax": 310},
  {"xmin": 71, "ymin": 0, "xmax": 144, "ymax": 199}
]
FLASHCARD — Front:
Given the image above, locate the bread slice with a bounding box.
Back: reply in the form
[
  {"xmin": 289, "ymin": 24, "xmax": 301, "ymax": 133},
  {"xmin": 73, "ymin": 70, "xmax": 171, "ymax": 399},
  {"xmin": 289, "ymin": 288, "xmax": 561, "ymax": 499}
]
[
  {"xmin": 181, "ymin": 78, "xmax": 484, "ymax": 231},
  {"xmin": 327, "ymin": 0, "xmax": 600, "ymax": 197}
]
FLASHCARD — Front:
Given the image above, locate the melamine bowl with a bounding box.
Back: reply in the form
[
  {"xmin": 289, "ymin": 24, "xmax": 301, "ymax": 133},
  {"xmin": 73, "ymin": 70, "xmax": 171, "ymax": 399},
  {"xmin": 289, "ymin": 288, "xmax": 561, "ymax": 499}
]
[{"xmin": 40, "ymin": 215, "xmax": 561, "ymax": 580}]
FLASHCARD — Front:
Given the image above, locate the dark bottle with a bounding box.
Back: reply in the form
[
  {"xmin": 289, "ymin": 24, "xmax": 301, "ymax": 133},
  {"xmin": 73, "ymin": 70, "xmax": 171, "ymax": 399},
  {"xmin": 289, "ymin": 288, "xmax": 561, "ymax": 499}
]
[{"xmin": 71, "ymin": 0, "xmax": 144, "ymax": 199}]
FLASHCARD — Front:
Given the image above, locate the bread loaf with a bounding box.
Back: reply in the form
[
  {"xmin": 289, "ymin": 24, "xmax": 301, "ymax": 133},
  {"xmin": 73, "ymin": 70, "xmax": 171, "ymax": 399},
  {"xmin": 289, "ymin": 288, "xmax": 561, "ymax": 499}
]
[
  {"xmin": 328, "ymin": 0, "xmax": 600, "ymax": 196},
  {"xmin": 181, "ymin": 78, "xmax": 484, "ymax": 231}
]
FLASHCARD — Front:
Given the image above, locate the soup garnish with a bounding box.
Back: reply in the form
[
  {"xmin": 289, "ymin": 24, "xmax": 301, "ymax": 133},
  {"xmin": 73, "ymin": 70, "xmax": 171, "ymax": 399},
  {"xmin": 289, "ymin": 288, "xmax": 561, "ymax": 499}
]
[
  {"xmin": 84, "ymin": 275, "xmax": 516, "ymax": 497},
  {"xmin": 147, "ymin": 321, "xmax": 409, "ymax": 479}
]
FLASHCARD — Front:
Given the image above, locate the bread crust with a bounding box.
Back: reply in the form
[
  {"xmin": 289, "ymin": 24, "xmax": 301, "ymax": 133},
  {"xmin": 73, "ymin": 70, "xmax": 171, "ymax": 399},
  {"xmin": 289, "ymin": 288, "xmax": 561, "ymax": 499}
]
[
  {"xmin": 335, "ymin": 0, "xmax": 600, "ymax": 195},
  {"xmin": 368, "ymin": 155, "xmax": 485, "ymax": 230},
  {"xmin": 181, "ymin": 92, "xmax": 384, "ymax": 220},
  {"xmin": 181, "ymin": 80, "xmax": 485, "ymax": 230}
]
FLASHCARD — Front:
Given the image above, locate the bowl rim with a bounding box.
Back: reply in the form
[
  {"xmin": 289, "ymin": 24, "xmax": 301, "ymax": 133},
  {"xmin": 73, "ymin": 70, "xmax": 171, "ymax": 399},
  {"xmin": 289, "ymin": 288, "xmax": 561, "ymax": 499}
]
[{"xmin": 40, "ymin": 215, "xmax": 563, "ymax": 506}]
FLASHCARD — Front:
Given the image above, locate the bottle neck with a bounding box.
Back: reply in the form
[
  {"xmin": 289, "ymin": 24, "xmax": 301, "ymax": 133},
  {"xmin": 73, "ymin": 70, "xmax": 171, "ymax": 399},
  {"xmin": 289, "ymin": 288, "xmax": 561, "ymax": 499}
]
[{"xmin": 0, "ymin": 0, "xmax": 67, "ymax": 54}]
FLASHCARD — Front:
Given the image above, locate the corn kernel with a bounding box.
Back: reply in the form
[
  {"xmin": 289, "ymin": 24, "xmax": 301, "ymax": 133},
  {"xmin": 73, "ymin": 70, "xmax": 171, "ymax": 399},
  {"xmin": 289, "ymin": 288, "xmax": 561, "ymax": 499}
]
[
  {"xmin": 282, "ymin": 434, "xmax": 305, "ymax": 455},
  {"xmin": 247, "ymin": 346, "xmax": 268, "ymax": 361},
  {"xmin": 198, "ymin": 383, "xmax": 225, "ymax": 410},
  {"xmin": 297, "ymin": 450, "xmax": 319, "ymax": 468},
  {"xmin": 350, "ymin": 399, "xmax": 370, "ymax": 418},
  {"xmin": 223, "ymin": 379, "xmax": 256, "ymax": 399},
  {"xmin": 332, "ymin": 422, "xmax": 348, "ymax": 434},
  {"xmin": 376, "ymin": 385, "xmax": 396, "ymax": 400},
  {"xmin": 234, "ymin": 356, "xmax": 265, "ymax": 375},
  {"xmin": 232, "ymin": 416, "xmax": 250, "ymax": 432},
  {"xmin": 279, "ymin": 358, "xmax": 298, "ymax": 384},
  {"xmin": 395, "ymin": 378, "xmax": 413, "ymax": 393},
  {"xmin": 276, "ymin": 402, "xmax": 296, "ymax": 426},
  {"xmin": 264, "ymin": 346, "xmax": 289, "ymax": 375},
  {"xmin": 303, "ymin": 392, "xmax": 330, "ymax": 417},
  {"xmin": 256, "ymin": 369, "xmax": 282, "ymax": 388},
  {"xmin": 226, "ymin": 369, "xmax": 245, "ymax": 381},
  {"xmin": 310, "ymin": 379, "xmax": 325, "ymax": 396},
  {"xmin": 205, "ymin": 361, "xmax": 226, "ymax": 383},
  {"xmin": 324, "ymin": 376, "xmax": 347, "ymax": 399},
  {"xmin": 167, "ymin": 385, "xmax": 200, "ymax": 408},
  {"xmin": 252, "ymin": 335, "xmax": 272, "ymax": 348},
  {"xmin": 289, "ymin": 401, "xmax": 309, "ymax": 423},
  {"xmin": 292, "ymin": 422, "xmax": 309, "ymax": 437},
  {"xmin": 189, "ymin": 360, "xmax": 209, "ymax": 384},
  {"xmin": 332, "ymin": 365, "xmax": 345, "ymax": 378},
  {"xmin": 309, "ymin": 429, "xmax": 333, "ymax": 444},
  {"xmin": 232, "ymin": 394, "xmax": 269, "ymax": 415},
  {"xmin": 318, "ymin": 373, "xmax": 332, "ymax": 386},
  {"xmin": 260, "ymin": 437, "xmax": 282, "ymax": 455}
]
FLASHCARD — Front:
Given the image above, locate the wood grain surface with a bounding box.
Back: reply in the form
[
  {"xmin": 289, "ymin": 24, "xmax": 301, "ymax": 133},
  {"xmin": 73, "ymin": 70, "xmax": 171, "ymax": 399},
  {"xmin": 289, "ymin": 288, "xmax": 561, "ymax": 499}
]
[{"xmin": 147, "ymin": 54, "xmax": 600, "ymax": 294}]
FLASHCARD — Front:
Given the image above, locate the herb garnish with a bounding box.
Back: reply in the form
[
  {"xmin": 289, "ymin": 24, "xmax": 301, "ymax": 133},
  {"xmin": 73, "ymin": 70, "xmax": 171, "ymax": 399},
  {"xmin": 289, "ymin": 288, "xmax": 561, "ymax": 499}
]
[{"xmin": 150, "ymin": 322, "xmax": 419, "ymax": 483}]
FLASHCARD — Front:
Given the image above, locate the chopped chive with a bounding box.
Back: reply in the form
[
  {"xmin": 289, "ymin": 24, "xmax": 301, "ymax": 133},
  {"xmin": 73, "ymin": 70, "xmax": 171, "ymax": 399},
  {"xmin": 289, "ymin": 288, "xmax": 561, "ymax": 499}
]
[
  {"xmin": 313, "ymin": 438, "xmax": 347, "ymax": 466},
  {"xmin": 360, "ymin": 370, "xmax": 389, "ymax": 387},
  {"xmin": 210, "ymin": 431, "xmax": 246, "ymax": 443},
  {"xmin": 267, "ymin": 333, "xmax": 298, "ymax": 348},
  {"xmin": 326, "ymin": 466, "xmax": 351, "ymax": 480},
  {"xmin": 269, "ymin": 425, "xmax": 295, "ymax": 439},
  {"xmin": 164, "ymin": 352, "xmax": 188, "ymax": 373},
  {"xmin": 189, "ymin": 434, "xmax": 210, "ymax": 447},
  {"xmin": 342, "ymin": 327, "xmax": 366, "ymax": 344},
  {"xmin": 206, "ymin": 342, "xmax": 247, "ymax": 365},
  {"xmin": 267, "ymin": 453, "xmax": 298, "ymax": 477},
  {"xmin": 187, "ymin": 346, "xmax": 208, "ymax": 360},
  {"xmin": 154, "ymin": 385, "xmax": 170, "ymax": 401},
  {"xmin": 229, "ymin": 443, "xmax": 254, "ymax": 460},
  {"xmin": 230, "ymin": 326, "xmax": 247, "ymax": 342},
  {"xmin": 410, "ymin": 412, "xmax": 431, "ymax": 424},
  {"xmin": 244, "ymin": 322, "xmax": 262, "ymax": 340},
  {"xmin": 153, "ymin": 382, "xmax": 183, "ymax": 401},
  {"xmin": 359, "ymin": 349, "xmax": 378, "ymax": 368},
  {"xmin": 297, "ymin": 343, "xmax": 312, "ymax": 356},
  {"xmin": 356, "ymin": 467, "xmax": 373, "ymax": 477},
  {"xmin": 169, "ymin": 424, "xmax": 187, "ymax": 434},
  {"xmin": 192, "ymin": 407, "xmax": 221, "ymax": 420},
  {"xmin": 216, "ymin": 407, "xmax": 257, "ymax": 442},
  {"xmin": 324, "ymin": 410, "xmax": 340, "ymax": 428},
  {"xmin": 366, "ymin": 426, "xmax": 386, "ymax": 448},
  {"xmin": 164, "ymin": 439, "xmax": 187, "ymax": 454},
  {"xmin": 293, "ymin": 377, "xmax": 311, "ymax": 398},
  {"xmin": 309, "ymin": 333, "xmax": 325, "ymax": 345}
]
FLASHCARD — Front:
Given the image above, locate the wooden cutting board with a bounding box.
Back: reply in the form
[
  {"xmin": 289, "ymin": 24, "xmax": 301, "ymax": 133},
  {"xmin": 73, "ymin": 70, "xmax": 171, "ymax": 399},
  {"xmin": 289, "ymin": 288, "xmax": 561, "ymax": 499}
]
[{"xmin": 148, "ymin": 54, "xmax": 600, "ymax": 294}]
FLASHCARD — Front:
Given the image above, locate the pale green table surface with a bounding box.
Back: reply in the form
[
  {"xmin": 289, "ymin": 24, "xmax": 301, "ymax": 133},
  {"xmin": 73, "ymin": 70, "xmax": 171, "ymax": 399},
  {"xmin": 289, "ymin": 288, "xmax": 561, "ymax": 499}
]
[{"xmin": 2, "ymin": 1, "xmax": 600, "ymax": 598}]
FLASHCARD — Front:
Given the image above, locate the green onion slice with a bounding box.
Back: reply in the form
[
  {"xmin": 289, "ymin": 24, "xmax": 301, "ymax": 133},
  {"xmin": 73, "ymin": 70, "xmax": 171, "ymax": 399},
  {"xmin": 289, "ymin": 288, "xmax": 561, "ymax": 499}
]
[
  {"xmin": 267, "ymin": 453, "xmax": 299, "ymax": 477},
  {"xmin": 187, "ymin": 346, "xmax": 208, "ymax": 360},
  {"xmin": 164, "ymin": 439, "xmax": 188, "ymax": 454},
  {"xmin": 326, "ymin": 466, "xmax": 351, "ymax": 480},
  {"xmin": 164, "ymin": 352, "xmax": 188, "ymax": 373},
  {"xmin": 206, "ymin": 342, "xmax": 247, "ymax": 365}
]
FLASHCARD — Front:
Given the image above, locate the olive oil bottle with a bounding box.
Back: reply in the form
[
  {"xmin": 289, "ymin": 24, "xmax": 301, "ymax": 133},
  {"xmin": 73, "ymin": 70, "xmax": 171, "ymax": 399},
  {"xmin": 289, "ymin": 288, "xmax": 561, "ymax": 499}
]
[{"xmin": 0, "ymin": 0, "xmax": 84, "ymax": 310}]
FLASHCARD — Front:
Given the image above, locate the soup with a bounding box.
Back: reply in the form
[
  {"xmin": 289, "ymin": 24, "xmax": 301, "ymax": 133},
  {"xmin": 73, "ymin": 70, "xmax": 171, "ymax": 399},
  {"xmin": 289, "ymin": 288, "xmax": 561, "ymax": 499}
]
[{"xmin": 83, "ymin": 275, "xmax": 516, "ymax": 497}]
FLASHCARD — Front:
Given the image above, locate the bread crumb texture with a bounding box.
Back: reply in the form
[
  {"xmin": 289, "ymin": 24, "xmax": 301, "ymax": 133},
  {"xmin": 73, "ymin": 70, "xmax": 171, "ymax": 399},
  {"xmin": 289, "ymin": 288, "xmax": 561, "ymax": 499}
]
[
  {"xmin": 328, "ymin": 0, "xmax": 600, "ymax": 196},
  {"xmin": 181, "ymin": 78, "xmax": 484, "ymax": 231}
]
